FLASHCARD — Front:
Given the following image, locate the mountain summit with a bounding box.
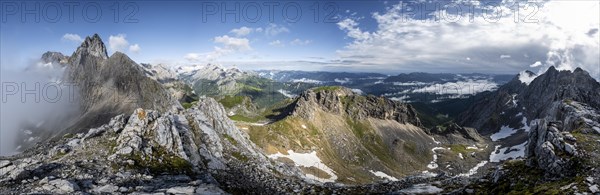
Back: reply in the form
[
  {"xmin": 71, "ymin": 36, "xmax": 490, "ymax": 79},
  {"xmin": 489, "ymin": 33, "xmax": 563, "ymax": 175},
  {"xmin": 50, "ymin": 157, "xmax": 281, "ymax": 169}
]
[
  {"xmin": 63, "ymin": 34, "xmax": 174, "ymax": 135},
  {"xmin": 70, "ymin": 33, "xmax": 108, "ymax": 61},
  {"xmin": 460, "ymin": 66, "xmax": 600, "ymax": 135}
]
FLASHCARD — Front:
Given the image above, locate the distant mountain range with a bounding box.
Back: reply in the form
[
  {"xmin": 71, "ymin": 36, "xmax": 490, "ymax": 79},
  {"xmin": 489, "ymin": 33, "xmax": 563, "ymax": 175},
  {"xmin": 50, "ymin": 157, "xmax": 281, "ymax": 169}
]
[{"xmin": 257, "ymin": 70, "xmax": 514, "ymax": 103}]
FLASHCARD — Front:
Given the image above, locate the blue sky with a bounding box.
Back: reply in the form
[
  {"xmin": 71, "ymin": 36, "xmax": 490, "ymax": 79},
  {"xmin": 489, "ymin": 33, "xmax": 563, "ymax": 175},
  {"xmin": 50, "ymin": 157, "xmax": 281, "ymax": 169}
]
[
  {"xmin": 0, "ymin": 1, "xmax": 382, "ymax": 68},
  {"xmin": 1, "ymin": 0, "xmax": 599, "ymax": 78}
]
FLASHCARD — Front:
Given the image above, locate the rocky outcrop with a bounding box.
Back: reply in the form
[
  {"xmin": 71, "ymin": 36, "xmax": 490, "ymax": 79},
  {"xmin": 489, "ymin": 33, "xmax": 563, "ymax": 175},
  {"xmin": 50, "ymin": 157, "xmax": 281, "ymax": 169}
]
[
  {"xmin": 106, "ymin": 97, "xmax": 268, "ymax": 172},
  {"xmin": 525, "ymin": 119, "xmax": 580, "ymax": 176},
  {"xmin": 292, "ymin": 86, "xmax": 422, "ymax": 126},
  {"xmin": 525, "ymin": 98, "xmax": 600, "ymax": 175},
  {"xmin": 429, "ymin": 122, "xmax": 486, "ymax": 144},
  {"xmin": 0, "ymin": 97, "xmax": 291, "ymax": 194}
]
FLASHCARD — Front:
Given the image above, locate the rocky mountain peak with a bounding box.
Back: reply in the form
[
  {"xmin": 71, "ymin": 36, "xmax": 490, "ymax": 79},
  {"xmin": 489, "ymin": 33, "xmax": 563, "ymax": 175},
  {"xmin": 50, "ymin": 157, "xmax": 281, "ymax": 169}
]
[
  {"xmin": 72, "ymin": 33, "xmax": 108, "ymax": 61},
  {"xmin": 461, "ymin": 66, "xmax": 600, "ymax": 129},
  {"xmin": 61, "ymin": 34, "xmax": 174, "ymax": 135},
  {"xmin": 525, "ymin": 66, "xmax": 600, "ymax": 110},
  {"xmin": 40, "ymin": 51, "xmax": 68, "ymax": 65}
]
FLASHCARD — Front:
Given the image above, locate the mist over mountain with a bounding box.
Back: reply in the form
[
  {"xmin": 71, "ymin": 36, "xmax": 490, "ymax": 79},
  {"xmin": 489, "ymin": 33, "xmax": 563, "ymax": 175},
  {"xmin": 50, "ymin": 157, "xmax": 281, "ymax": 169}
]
[{"xmin": 0, "ymin": 56, "xmax": 80, "ymax": 156}]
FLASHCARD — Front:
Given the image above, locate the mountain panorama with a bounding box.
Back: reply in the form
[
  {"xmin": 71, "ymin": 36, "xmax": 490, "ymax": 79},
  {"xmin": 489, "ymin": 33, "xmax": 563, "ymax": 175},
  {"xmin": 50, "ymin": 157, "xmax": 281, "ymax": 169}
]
[{"xmin": 0, "ymin": 33, "xmax": 599, "ymax": 194}]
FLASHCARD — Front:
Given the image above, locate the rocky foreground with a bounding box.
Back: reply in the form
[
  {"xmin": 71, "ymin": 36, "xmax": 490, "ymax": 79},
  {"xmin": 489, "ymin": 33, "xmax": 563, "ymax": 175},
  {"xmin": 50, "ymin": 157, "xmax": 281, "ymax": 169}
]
[{"xmin": 0, "ymin": 97, "xmax": 457, "ymax": 194}]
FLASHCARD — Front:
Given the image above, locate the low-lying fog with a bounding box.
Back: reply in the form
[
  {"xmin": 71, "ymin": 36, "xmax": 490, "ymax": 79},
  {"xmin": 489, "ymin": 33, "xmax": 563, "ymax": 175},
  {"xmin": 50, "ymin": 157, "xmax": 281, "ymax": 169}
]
[{"xmin": 1, "ymin": 62, "xmax": 80, "ymax": 156}]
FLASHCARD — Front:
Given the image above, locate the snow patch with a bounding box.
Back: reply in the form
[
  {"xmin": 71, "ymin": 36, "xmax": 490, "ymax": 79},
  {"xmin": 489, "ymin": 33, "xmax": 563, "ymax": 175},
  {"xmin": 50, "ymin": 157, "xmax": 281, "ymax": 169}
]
[
  {"xmin": 369, "ymin": 170, "xmax": 398, "ymax": 181},
  {"xmin": 268, "ymin": 150, "xmax": 337, "ymax": 183},
  {"xmin": 522, "ymin": 116, "xmax": 531, "ymax": 132},
  {"xmin": 398, "ymin": 184, "xmax": 443, "ymax": 194},
  {"xmin": 489, "ymin": 142, "xmax": 527, "ymax": 162},
  {"xmin": 458, "ymin": 153, "xmax": 464, "ymax": 159},
  {"xmin": 458, "ymin": 161, "xmax": 488, "ymax": 177},
  {"xmin": 505, "ymin": 94, "xmax": 518, "ymax": 107},
  {"xmin": 466, "ymin": 145, "xmax": 482, "ymax": 150},
  {"xmin": 427, "ymin": 147, "xmax": 445, "ymax": 169},
  {"xmin": 301, "ymin": 125, "xmax": 307, "ymax": 129},
  {"xmin": 350, "ymin": 88, "xmax": 363, "ymax": 95},
  {"xmin": 593, "ymin": 126, "xmax": 600, "ymax": 134},
  {"xmin": 490, "ymin": 125, "xmax": 518, "ymax": 141},
  {"xmin": 419, "ymin": 171, "xmax": 438, "ymax": 178},
  {"xmin": 277, "ymin": 89, "xmax": 297, "ymax": 98},
  {"xmin": 431, "ymin": 137, "xmax": 441, "ymax": 145},
  {"xmin": 590, "ymin": 184, "xmax": 599, "ymax": 193}
]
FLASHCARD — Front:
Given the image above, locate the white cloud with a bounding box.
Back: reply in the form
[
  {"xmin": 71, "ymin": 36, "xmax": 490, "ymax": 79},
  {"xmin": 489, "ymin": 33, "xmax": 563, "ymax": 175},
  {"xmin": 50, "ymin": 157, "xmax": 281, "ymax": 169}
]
[
  {"xmin": 337, "ymin": 18, "xmax": 370, "ymax": 41},
  {"xmin": 228, "ymin": 24, "xmax": 289, "ymax": 37},
  {"xmin": 108, "ymin": 34, "xmax": 141, "ymax": 54},
  {"xmin": 185, "ymin": 35, "xmax": 252, "ymax": 62},
  {"xmin": 265, "ymin": 23, "xmax": 289, "ymax": 36},
  {"xmin": 500, "ymin": 55, "xmax": 511, "ymax": 59},
  {"xmin": 290, "ymin": 39, "xmax": 312, "ymax": 46},
  {"xmin": 129, "ymin": 44, "xmax": 141, "ymax": 53},
  {"xmin": 62, "ymin": 33, "xmax": 83, "ymax": 43},
  {"xmin": 269, "ymin": 40, "xmax": 284, "ymax": 47},
  {"xmin": 529, "ymin": 61, "xmax": 542, "ymax": 67},
  {"xmin": 518, "ymin": 71, "xmax": 537, "ymax": 85},
  {"xmin": 230, "ymin": 26, "xmax": 253, "ymax": 37},
  {"xmin": 214, "ymin": 35, "xmax": 251, "ymax": 51},
  {"xmin": 411, "ymin": 79, "xmax": 498, "ymax": 95},
  {"xmin": 336, "ymin": 1, "xmax": 600, "ymax": 79},
  {"xmin": 184, "ymin": 53, "xmax": 201, "ymax": 61},
  {"xmin": 108, "ymin": 34, "xmax": 129, "ymax": 53}
]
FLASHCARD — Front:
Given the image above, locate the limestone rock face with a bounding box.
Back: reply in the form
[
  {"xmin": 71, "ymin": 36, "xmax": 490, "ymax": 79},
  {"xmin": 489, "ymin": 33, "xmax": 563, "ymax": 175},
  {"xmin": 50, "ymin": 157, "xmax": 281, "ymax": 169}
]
[
  {"xmin": 0, "ymin": 97, "xmax": 270, "ymax": 194},
  {"xmin": 108, "ymin": 97, "xmax": 267, "ymax": 171},
  {"xmin": 292, "ymin": 87, "xmax": 422, "ymax": 126},
  {"xmin": 524, "ymin": 97, "xmax": 600, "ymax": 176},
  {"xmin": 525, "ymin": 119, "xmax": 580, "ymax": 176},
  {"xmin": 429, "ymin": 122, "xmax": 486, "ymax": 144}
]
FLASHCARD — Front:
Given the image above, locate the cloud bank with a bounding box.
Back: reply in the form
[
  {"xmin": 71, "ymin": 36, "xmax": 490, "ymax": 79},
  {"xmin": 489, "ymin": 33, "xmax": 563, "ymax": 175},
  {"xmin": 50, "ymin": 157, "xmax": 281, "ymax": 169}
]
[{"xmin": 336, "ymin": 0, "xmax": 599, "ymax": 80}]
